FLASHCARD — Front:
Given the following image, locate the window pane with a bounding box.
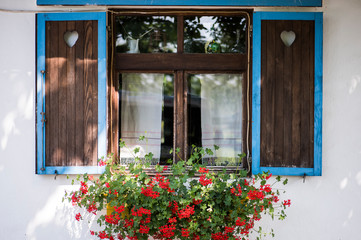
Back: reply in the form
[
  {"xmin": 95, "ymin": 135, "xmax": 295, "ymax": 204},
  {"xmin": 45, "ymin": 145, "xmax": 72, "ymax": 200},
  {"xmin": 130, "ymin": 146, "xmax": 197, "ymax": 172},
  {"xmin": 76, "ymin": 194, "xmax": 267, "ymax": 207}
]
[
  {"xmin": 119, "ymin": 73, "xmax": 174, "ymax": 165},
  {"xmin": 184, "ymin": 16, "xmax": 247, "ymax": 53},
  {"xmin": 115, "ymin": 16, "xmax": 177, "ymax": 53},
  {"xmin": 187, "ymin": 73, "xmax": 243, "ymax": 166}
]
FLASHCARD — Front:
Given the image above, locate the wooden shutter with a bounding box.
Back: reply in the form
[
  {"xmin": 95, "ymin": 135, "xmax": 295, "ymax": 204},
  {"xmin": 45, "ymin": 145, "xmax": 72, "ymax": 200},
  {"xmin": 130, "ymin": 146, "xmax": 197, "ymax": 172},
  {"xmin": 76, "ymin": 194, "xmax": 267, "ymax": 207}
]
[
  {"xmin": 36, "ymin": 12, "xmax": 106, "ymax": 174},
  {"xmin": 45, "ymin": 20, "xmax": 98, "ymax": 167},
  {"xmin": 252, "ymin": 12, "xmax": 322, "ymax": 176},
  {"xmin": 260, "ymin": 20, "xmax": 314, "ymax": 168}
]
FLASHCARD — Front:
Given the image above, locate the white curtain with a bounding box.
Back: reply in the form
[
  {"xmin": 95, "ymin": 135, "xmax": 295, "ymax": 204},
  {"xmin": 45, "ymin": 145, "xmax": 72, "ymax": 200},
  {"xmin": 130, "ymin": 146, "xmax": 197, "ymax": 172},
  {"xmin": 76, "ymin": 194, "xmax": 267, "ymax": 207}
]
[
  {"xmin": 199, "ymin": 74, "xmax": 243, "ymax": 165},
  {"xmin": 119, "ymin": 73, "xmax": 164, "ymax": 164}
]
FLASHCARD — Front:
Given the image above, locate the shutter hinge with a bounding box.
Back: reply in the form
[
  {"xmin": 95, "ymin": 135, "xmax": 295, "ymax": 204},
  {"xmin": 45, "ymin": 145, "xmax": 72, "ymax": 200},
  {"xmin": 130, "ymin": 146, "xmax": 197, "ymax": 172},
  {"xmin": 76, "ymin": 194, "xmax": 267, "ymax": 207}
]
[{"xmin": 40, "ymin": 112, "xmax": 46, "ymax": 127}]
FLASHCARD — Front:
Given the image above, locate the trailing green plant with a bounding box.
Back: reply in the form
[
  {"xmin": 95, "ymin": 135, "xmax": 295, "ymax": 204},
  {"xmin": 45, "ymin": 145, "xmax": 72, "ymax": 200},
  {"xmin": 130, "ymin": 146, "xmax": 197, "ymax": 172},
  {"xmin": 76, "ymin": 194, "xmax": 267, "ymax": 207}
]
[{"xmin": 64, "ymin": 139, "xmax": 290, "ymax": 240}]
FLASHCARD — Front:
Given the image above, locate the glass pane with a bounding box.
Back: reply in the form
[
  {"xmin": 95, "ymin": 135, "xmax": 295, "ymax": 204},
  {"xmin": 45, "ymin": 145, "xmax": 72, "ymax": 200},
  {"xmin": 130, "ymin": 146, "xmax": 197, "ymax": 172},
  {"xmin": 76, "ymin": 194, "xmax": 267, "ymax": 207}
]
[
  {"xmin": 119, "ymin": 73, "xmax": 174, "ymax": 165},
  {"xmin": 184, "ymin": 16, "xmax": 247, "ymax": 53},
  {"xmin": 115, "ymin": 16, "xmax": 177, "ymax": 53},
  {"xmin": 187, "ymin": 73, "xmax": 243, "ymax": 166}
]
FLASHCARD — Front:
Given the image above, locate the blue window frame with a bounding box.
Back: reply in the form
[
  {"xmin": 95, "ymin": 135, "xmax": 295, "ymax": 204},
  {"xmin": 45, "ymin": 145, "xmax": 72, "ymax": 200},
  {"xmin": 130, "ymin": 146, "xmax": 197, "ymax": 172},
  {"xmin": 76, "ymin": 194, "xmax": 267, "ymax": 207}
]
[
  {"xmin": 37, "ymin": 0, "xmax": 322, "ymax": 6},
  {"xmin": 252, "ymin": 12, "xmax": 323, "ymax": 176},
  {"xmin": 36, "ymin": 12, "xmax": 107, "ymax": 174}
]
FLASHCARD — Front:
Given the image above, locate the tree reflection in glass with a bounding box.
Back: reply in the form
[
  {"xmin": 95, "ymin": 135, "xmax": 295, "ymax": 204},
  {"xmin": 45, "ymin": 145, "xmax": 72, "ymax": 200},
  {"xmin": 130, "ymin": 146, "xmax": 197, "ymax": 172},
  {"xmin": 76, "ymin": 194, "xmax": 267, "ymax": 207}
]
[
  {"xmin": 184, "ymin": 16, "xmax": 247, "ymax": 53},
  {"xmin": 115, "ymin": 16, "xmax": 177, "ymax": 53}
]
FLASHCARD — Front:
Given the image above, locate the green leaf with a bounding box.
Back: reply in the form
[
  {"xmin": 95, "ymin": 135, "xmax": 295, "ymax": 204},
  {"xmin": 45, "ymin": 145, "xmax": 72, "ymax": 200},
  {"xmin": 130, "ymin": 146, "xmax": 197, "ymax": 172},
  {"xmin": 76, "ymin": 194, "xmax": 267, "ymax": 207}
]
[{"xmin": 119, "ymin": 139, "xmax": 126, "ymax": 148}]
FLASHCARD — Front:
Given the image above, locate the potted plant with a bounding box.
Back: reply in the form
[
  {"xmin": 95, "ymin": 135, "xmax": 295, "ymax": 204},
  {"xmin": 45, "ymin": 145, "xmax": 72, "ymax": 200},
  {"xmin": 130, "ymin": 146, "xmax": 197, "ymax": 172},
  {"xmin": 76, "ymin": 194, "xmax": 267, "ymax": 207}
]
[{"xmin": 64, "ymin": 139, "xmax": 291, "ymax": 240}]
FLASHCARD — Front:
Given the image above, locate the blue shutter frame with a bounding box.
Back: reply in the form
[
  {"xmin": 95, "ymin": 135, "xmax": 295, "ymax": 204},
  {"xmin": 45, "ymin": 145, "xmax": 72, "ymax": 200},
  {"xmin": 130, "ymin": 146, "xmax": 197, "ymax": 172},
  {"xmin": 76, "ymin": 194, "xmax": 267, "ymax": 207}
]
[
  {"xmin": 252, "ymin": 12, "xmax": 323, "ymax": 176},
  {"xmin": 36, "ymin": 12, "xmax": 107, "ymax": 174},
  {"xmin": 37, "ymin": 0, "xmax": 322, "ymax": 6}
]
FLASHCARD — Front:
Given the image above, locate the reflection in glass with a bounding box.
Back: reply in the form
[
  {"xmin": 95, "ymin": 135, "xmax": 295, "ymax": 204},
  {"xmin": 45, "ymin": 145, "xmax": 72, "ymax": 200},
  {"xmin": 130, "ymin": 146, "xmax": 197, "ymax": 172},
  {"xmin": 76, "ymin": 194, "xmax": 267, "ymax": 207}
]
[
  {"xmin": 115, "ymin": 16, "xmax": 177, "ymax": 53},
  {"xmin": 184, "ymin": 16, "xmax": 247, "ymax": 53},
  {"xmin": 119, "ymin": 73, "xmax": 174, "ymax": 165},
  {"xmin": 188, "ymin": 74, "xmax": 243, "ymax": 166}
]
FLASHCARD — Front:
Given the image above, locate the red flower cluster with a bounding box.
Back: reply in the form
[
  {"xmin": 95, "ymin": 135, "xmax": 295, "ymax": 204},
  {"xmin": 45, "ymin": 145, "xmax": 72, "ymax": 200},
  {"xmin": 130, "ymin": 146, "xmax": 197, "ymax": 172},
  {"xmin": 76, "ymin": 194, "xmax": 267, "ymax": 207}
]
[
  {"xmin": 260, "ymin": 184, "xmax": 272, "ymax": 193},
  {"xmin": 230, "ymin": 184, "xmax": 242, "ymax": 196},
  {"xmin": 168, "ymin": 201, "xmax": 179, "ymax": 214},
  {"xmin": 141, "ymin": 186, "xmax": 160, "ymax": 199},
  {"xmin": 71, "ymin": 192, "xmax": 81, "ymax": 206},
  {"xmin": 192, "ymin": 235, "xmax": 200, "ymax": 240},
  {"xmin": 199, "ymin": 175, "xmax": 212, "ymax": 186},
  {"xmin": 140, "ymin": 217, "xmax": 151, "ymax": 225},
  {"xmin": 98, "ymin": 231, "xmax": 113, "ymax": 240},
  {"xmin": 181, "ymin": 228, "xmax": 190, "ymax": 237},
  {"xmin": 224, "ymin": 226, "xmax": 234, "ymax": 233},
  {"xmin": 198, "ymin": 167, "xmax": 209, "ymax": 173},
  {"xmin": 131, "ymin": 207, "xmax": 151, "ymax": 217},
  {"xmin": 98, "ymin": 160, "xmax": 106, "ymax": 166},
  {"xmin": 192, "ymin": 199, "xmax": 202, "ymax": 205},
  {"xmin": 235, "ymin": 218, "xmax": 246, "ymax": 226},
  {"xmin": 159, "ymin": 224, "xmax": 176, "ymax": 238},
  {"xmin": 105, "ymin": 213, "xmax": 121, "ymax": 225},
  {"xmin": 114, "ymin": 205, "xmax": 125, "ymax": 213},
  {"xmin": 124, "ymin": 219, "xmax": 134, "ymax": 228},
  {"xmin": 178, "ymin": 205, "xmax": 195, "ymax": 219},
  {"xmin": 283, "ymin": 199, "xmax": 291, "ymax": 207},
  {"xmin": 211, "ymin": 232, "xmax": 228, "ymax": 240},
  {"xmin": 139, "ymin": 225, "xmax": 149, "ymax": 234},
  {"xmin": 75, "ymin": 213, "xmax": 81, "ymax": 221},
  {"xmin": 80, "ymin": 181, "xmax": 88, "ymax": 195},
  {"xmin": 262, "ymin": 173, "xmax": 272, "ymax": 180},
  {"xmin": 105, "ymin": 182, "xmax": 110, "ymax": 188},
  {"xmin": 87, "ymin": 202, "xmax": 97, "ymax": 215},
  {"xmin": 247, "ymin": 189, "xmax": 265, "ymax": 200},
  {"xmin": 153, "ymin": 173, "xmax": 175, "ymax": 192},
  {"xmin": 168, "ymin": 217, "xmax": 177, "ymax": 223}
]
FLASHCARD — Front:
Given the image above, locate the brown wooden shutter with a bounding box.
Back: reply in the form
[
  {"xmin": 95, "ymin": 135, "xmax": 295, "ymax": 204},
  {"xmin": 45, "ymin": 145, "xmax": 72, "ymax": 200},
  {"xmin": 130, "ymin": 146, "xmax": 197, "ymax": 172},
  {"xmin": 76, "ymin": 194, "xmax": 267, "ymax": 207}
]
[
  {"xmin": 45, "ymin": 20, "xmax": 98, "ymax": 167},
  {"xmin": 260, "ymin": 20, "xmax": 314, "ymax": 168}
]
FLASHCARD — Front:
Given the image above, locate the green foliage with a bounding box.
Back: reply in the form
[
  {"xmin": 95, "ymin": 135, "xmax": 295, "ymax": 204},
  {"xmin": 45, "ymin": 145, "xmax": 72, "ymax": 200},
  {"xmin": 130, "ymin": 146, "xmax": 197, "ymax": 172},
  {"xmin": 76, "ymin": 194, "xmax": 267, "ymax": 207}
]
[{"xmin": 65, "ymin": 141, "xmax": 291, "ymax": 240}]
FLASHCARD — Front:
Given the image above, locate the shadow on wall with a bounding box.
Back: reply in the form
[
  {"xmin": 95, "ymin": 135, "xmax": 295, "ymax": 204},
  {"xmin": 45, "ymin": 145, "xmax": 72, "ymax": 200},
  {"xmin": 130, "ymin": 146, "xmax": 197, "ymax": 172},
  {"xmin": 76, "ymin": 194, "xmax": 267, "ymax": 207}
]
[
  {"xmin": 0, "ymin": 69, "xmax": 33, "ymax": 152},
  {"xmin": 25, "ymin": 181, "xmax": 103, "ymax": 240}
]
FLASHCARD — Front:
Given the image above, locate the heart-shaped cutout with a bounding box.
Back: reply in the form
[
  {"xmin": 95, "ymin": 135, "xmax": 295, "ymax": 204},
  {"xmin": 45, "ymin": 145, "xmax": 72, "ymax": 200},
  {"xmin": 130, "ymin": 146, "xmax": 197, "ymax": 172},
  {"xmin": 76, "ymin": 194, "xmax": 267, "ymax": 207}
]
[
  {"xmin": 280, "ymin": 30, "xmax": 296, "ymax": 47},
  {"xmin": 64, "ymin": 31, "xmax": 79, "ymax": 48}
]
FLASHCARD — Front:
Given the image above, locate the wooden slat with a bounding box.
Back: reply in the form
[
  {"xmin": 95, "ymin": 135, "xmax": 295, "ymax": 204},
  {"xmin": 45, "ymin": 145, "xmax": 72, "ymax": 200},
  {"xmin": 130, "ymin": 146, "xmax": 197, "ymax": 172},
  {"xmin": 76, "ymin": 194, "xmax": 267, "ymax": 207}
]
[
  {"xmin": 58, "ymin": 21, "xmax": 68, "ymax": 167},
  {"xmin": 66, "ymin": 21, "xmax": 77, "ymax": 166},
  {"xmin": 115, "ymin": 53, "xmax": 247, "ymax": 71},
  {"xmin": 84, "ymin": 20, "xmax": 95, "ymax": 165},
  {"xmin": 46, "ymin": 21, "xmax": 60, "ymax": 166},
  {"xmin": 300, "ymin": 22, "xmax": 311, "ymax": 167},
  {"xmin": 263, "ymin": 20, "xmax": 276, "ymax": 166},
  {"xmin": 291, "ymin": 21, "xmax": 301, "ymax": 167},
  {"xmin": 75, "ymin": 20, "xmax": 85, "ymax": 165},
  {"xmin": 274, "ymin": 20, "xmax": 284, "ymax": 166},
  {"xmin": 282, "ymin": 21, "xmax": 293, "ymax": 166}
]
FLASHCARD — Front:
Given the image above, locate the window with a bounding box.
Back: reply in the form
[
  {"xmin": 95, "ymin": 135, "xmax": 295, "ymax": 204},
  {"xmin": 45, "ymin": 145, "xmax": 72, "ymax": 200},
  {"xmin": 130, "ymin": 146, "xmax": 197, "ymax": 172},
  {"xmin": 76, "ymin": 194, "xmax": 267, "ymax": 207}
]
[
  {"xmin": 36, "ymin": 10, "xmax": 323, "ymax": 176},
  {"xmin": 252, "ymin": 12, "xmax": 323, "ymax": 176},
  {"xmin": 109, "ymin": 12, "xmax": 251, "ymax": 169}
]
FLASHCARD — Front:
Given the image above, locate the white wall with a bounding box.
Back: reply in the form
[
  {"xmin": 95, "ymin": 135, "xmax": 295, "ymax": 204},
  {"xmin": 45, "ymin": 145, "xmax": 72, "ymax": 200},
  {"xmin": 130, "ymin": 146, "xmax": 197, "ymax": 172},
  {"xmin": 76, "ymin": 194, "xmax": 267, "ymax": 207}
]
[{"xmin": 1, "ymin": 0, "xmax": 361, "ymax": 239}]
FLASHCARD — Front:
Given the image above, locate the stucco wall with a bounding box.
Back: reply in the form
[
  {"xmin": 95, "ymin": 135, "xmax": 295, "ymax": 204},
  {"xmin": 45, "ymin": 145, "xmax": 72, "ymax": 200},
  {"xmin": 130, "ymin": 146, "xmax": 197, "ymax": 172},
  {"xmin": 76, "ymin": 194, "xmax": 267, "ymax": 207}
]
[{"xmin": 1, "ymin": 0, "xmax": 361, "ymax": 239}]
